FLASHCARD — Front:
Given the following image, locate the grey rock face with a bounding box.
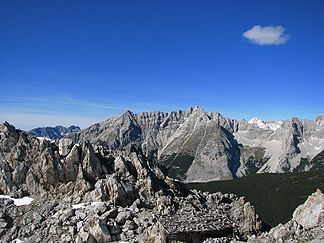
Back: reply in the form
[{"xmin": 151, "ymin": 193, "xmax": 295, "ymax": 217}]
[
  {"xmin": 29, "ymin": 125, "xmax": 80, "ymax": 139},
  {"xmin": 235, "ymin": 116, "xmax": 324, "ymax": 175},
  {"xmin": 0, "ymin": 123, "xmax": 263, "ymax": 242},
  {"xmin": 69, "ymin": 107, "xmax": 241, "ymax": 182},
  {"xmin": 292, "ymin": 189, "xmax": 324, "ymax": 230},
  {"xmin": 68, "ymin": 107, "xmax": 324, "ymax": 182}
]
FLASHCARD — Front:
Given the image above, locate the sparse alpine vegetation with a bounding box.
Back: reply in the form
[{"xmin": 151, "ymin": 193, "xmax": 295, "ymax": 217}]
[{"xmin": 187, "ymin": 170, "xmax": 324, "ymax": 227}]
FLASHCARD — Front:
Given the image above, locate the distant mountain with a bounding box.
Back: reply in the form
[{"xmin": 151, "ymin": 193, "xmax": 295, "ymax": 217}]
[
  {"xmin": 68, "ymin": 107, "xmax": 324, "ymax": 182},
  {"xmin": 29, "ymin": 125, "xmax": 80, "ymax": 139}
]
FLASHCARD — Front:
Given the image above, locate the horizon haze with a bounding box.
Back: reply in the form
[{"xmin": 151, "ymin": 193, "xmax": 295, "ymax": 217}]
[{"xmin": 1, "ymin": 0, "xmax": 323, "ymax": 129}]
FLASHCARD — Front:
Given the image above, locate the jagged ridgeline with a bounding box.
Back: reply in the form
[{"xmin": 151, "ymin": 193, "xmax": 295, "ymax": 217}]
[
  {"xmin": 0, "ymin": 122, "xmax": 263, "ymax": 242},
  {"xmin": 67, "ymin": 107, "xmax": 324, "ymax": 182},
  {"xmin": 29, "ymin": 125, "xmax": 81, "ymax": 139},
  {"xmin": 1, "ymin": 116, "xmax": 324, "ymax": 242}
]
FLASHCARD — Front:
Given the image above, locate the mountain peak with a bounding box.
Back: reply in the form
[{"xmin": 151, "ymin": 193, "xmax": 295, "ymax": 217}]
[
  {"xmin": 315, "ymin": 114, "xmax": 324, "ymax": 122},
  {"xmin": 186, "ymin": 106, "xmax": 204, "ymax": 114},
  {"xmin": 121, "ymin": 110, "xmax": 136, "ymax": 120}
]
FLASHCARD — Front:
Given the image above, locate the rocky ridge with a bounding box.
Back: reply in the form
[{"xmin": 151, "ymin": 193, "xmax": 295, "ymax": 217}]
[
  {"xmin": 245, "ymin": 189, "xmax": 324, "ymax": 243},
  {"xmin": 68, "ymin": 107, "xmax": 324, "ymax": 182},
  {"xmin": 0, "ymin": 122, "xmax": 263, "ymax": 242}
]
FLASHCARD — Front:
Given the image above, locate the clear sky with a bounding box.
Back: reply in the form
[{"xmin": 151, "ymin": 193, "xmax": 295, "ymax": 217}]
[{"xmin": 1, "ymin": 0, "xmax": 323, "ymax": 130}]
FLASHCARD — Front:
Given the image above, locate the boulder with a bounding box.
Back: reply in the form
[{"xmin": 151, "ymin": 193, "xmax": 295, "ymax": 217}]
[{"xmin": 58, "ymin": 138, "xmax": 74, "ymax": 157}]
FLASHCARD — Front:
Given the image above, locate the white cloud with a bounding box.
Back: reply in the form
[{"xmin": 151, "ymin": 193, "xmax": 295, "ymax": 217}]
[{"xmin": 242, "ymin": 25, "xmax": 289, "ymax": 45}]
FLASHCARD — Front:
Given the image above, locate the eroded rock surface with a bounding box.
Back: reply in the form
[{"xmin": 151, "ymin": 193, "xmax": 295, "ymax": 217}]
[
  {"xmin": 67, "ymin": 107, "xmax": 324, "ymax": 182},
  {"xmin": 246, "ymin": 189, "xmax": 324, "ymax": 243},
  {"xmin": 0, "ymin": 122, "xmax": 263, "ymax": 242}
]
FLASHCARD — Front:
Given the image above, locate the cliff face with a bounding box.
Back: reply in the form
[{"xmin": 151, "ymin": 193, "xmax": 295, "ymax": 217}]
[
  {"xmin": 69, "ymin": 107, "xmax": 241, "ymax": 182},
  {"xmin": 0, "ymin": 122, "xmax": 263, "ymax": 242},
  {"xmin": 68, "ymin": 107, "xmax": 324, "ymax": 182}
]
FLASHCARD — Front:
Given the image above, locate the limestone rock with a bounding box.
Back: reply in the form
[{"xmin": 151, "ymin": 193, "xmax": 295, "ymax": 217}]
[
  {"xmin": 58, "ymin": 138, "xmax": 74, "ymax": 157},
  {"xmin": 68, "ymin": 108, "xmax": 324, "ymax": 182},
  {"xmin": 115, "ymin": 211, "xmax": 132, "ymax": 225},
  {"xmin": 292, "ymin": 189, "xmax": 324, "ymax": 230},
  {"xmin": 247, "ymin": 189, "xmax": 324, "ymax": 243},
  {"xmin": 3, "ymin": 121, "xmax": 318, "ymax": 243},
  {"xmin": 64, "ymin": 144, "xmax": 81, "ymax": 181},
  {"xmin": 88, "ymin": 218, "xmax": 112, "ymax": 242}
]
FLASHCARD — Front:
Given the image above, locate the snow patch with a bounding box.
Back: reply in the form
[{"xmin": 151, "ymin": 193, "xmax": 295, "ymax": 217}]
[
  {"xmin": 37, "ymin": 137, "xmax": 53, "ymax": 142},
  {"xmin": 0, "ymin": 195, "xmax": 33, "ymax": 206},
  {"xmin": 72, "ymin": 203, "xmax": 87, "ymax": 209},
  {"xmin": 71, "ymin": 201, "xmax": 103, "ymax": 209}
]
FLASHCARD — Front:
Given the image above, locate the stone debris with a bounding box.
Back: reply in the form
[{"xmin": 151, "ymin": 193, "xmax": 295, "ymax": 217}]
[
  {"xmin": 2, "ymin": 122, "xmax": 323, "ymax": 242},
  {"xmin": 0, "ymin": 122, "xmax": 263, "ymax": 242},
  {"xmin": 246, "ymin": 189, "xmax": 324, "ymax": 243}
]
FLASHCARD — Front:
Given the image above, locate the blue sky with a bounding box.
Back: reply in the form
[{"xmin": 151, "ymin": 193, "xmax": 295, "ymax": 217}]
[{"xmin": 1, "ymin": 0, "xmax": 323, "ymax": 130}]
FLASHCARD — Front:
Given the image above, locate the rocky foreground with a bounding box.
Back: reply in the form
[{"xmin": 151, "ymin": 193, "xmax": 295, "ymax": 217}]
[
  {"xmin": 246, "ymin": 189, "xmax": 324, "ymax": 243},
  {"xmin": 0, "ymin": 122, "xmax": 262, "ymax": 242},
  {"xmin": 0, "ymin": 122, "xmax": 323, "ymax": 242}
]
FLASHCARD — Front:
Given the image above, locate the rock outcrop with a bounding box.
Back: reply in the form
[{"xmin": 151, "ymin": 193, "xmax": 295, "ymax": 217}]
[
  {"xmin": 246, "ymin": 189, "xmax": 324, "ymax": 243},
  {"xmin": 67, "ymin": 107, "xmax": 324, "ymax": 182},
  {"xmin": 0, "ymin": 122, "xmax": 263, "ymax": 242}
]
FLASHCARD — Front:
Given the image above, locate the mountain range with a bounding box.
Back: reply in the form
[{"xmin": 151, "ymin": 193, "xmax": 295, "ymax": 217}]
[
  {"xmin": 29, "ymin": 125, "xmax": 81, "ymax": 139},
  {"xmin": 1, "ymin": 110, "xmax": 323, "ymax": 242},
  {"xmin": 61, "ymin": 106, "xmax": 324, "ymax": 182},
  {"xmin": 0, "ymin": 121, "xmax": 263, "ymax": 242}
]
